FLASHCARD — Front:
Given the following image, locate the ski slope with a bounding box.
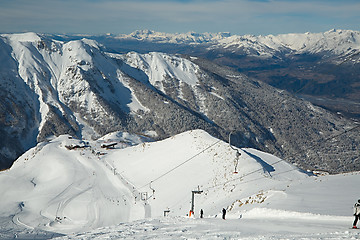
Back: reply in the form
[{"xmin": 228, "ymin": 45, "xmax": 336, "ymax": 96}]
[
  {"xmin": 56, "ymin": 215, "xmax": 360, "ymax": 240},
  {"xmin": 0, "ymin": 130, "xmax": 359, "ymax": 239}
]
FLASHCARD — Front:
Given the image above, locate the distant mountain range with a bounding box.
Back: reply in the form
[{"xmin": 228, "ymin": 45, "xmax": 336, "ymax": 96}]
[
  {"xmin": 114, "ymin": 29, "xmax": 360, "ymax": 63},
  {"xmin": 0, "ymin": 32, "xmax": 359, "ymax": 173},
  {"xmin": 91, "ymin": 29, "xmax": 360, "ymax": 120}
]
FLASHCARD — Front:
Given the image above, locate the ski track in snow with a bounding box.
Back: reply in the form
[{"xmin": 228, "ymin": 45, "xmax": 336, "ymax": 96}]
[{"xmin": 100, "ymin": 157, "xmax": 152, "ymax": 220}]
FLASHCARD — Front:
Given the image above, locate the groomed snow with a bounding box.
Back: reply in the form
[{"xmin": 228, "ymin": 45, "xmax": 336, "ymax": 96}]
[{"xmin": 0, "ymin": 130, "xmax": 359, "ymax": 239}]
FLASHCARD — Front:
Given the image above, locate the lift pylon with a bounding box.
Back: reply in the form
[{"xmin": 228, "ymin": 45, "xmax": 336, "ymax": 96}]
[
  {"xmin": 190, "ymin": 187, "xmax": 203, "ymax": 217},
  {"xmin": 229, "ymin": 131, "xmax": 241, "ymax": 174}
]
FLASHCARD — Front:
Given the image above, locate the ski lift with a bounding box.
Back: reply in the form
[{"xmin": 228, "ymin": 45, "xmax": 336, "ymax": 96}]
[
  {"xmin": 164, "ymin": 209, "xmax": 170, "ymax": 217},
  {"xmin": 149, "ymin": 181, "xmax": 156, "ymax": 200},
  {"xmin": 141, "ymin": 192, "xmax": 148, "ymax": 201},
  {"xmin": 233, "ymin": 151, "xmax": 240, "ymax": 174},
  {"xmin": 229, "ymin": 131, "xmax": 241, "ymax": 174}
]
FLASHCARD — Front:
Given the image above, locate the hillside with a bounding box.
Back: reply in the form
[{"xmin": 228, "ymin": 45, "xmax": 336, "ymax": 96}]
[
  {"xmin": 100, "ymin": 29, "xmax": 360, "ymax": 119},
  {"xmin": 0, "ymin": 130, "xmax": 359, "ymax": 239},
  {"xmin": 0, "ymin": 32, "xmax": 359, "ymax": 173}
]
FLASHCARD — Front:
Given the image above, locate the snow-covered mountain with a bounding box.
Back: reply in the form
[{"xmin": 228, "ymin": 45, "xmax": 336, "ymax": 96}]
[
  {"xmin": 218, "ymin": 29, "xmax": 360, "ymax": 60},
  {"xmin": 110, "ymin": 29, "xmax": 360, "ymax": 120},
  {"xmin": 0, "ymin": 130, "xmax": 359, "ymax": 239},
  {"xmin": 0, "ymin": 32, "xmax": 359, "ymax": 173},
  {"xmin": 117, "ymin": 29, "xmax": 360, "ymax": 62}
]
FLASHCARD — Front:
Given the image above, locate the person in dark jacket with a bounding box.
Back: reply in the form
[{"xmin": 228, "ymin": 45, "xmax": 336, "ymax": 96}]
[
  {"xmin": 200, "ymin": 209, "xmax": 204, "ymax": 218},
  {"xmin": 353, "ymin": 199, "xmax": 360, "ymax": 228},
  {"xmin": 222, "ymin": 208, "xmax": 226, "ymax": 220}
]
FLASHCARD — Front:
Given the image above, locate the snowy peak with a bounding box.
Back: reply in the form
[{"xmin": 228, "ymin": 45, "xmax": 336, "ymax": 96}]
[
  {"xmin": 266, "ymin": 29, "xmax": 360, "ymax": 53},
  {"xmin": 0, "ymin": 34, "xmax": 126, "ymax": 167},
  {"xmin": 1, "ymin": 33, "xmax": 102, "ymax": 128},
  {"xmin": 2, "ymin": 32, "xmax": 42, "ymax": 43},
  {"xmin": 216, "ymin": 29, "xmax": 360, "ymax": 59}
]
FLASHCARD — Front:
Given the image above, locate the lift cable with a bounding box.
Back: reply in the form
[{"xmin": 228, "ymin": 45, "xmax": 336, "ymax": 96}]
[
  {"xmin": 139, "ymin": 139, "xmax": 223, "ymax": 189},
  {"xmin": 229, "ymin": 131, "xmax": 241, "ymax": 173},
  {"xmin": 203, "ymin": 123, "xmax": 360, "ymax": 191},
  {"xmin": 205, "ymin": 168, "xmax": 298, "ymax": 191},
  {"xmin": 320, "ymin": 124, "xmax": 360, "ymax": 144}
]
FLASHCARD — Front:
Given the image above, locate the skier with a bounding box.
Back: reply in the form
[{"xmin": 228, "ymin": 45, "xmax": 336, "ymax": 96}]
[
  {"xmin": 222, "ymin": 208, "xmax": 226, "ymax": 220},
  {"xmin": 200, "ymin": 209, "xmax": 204, "ymax": 218},
  {"xmin": 353, "ymin": 199, "xmax": 360, "ymax": 229}
]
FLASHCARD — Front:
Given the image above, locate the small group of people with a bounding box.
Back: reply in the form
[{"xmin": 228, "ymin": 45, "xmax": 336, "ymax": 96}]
[{"xmin": 195, "ymin": 208, "xmax": 226, "ymax": 219}]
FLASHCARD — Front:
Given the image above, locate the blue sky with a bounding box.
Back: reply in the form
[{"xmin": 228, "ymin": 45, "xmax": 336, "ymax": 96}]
[{"xmin": 0, "ymin": 0, "xmax": 359, "ymax": 35}]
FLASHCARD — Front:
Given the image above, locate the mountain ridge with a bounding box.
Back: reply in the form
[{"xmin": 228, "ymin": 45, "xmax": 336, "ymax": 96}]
[
  {"xmin": 99, "ymin": 29, "xmax": 360, "ymax": 119},
  {"xmin": 0, "ymin": 32, "xmax": 359, "ymax": 173},
  {"xmin": 116, "ymin": 29, "xmax": 360, "ymax": 59}
]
